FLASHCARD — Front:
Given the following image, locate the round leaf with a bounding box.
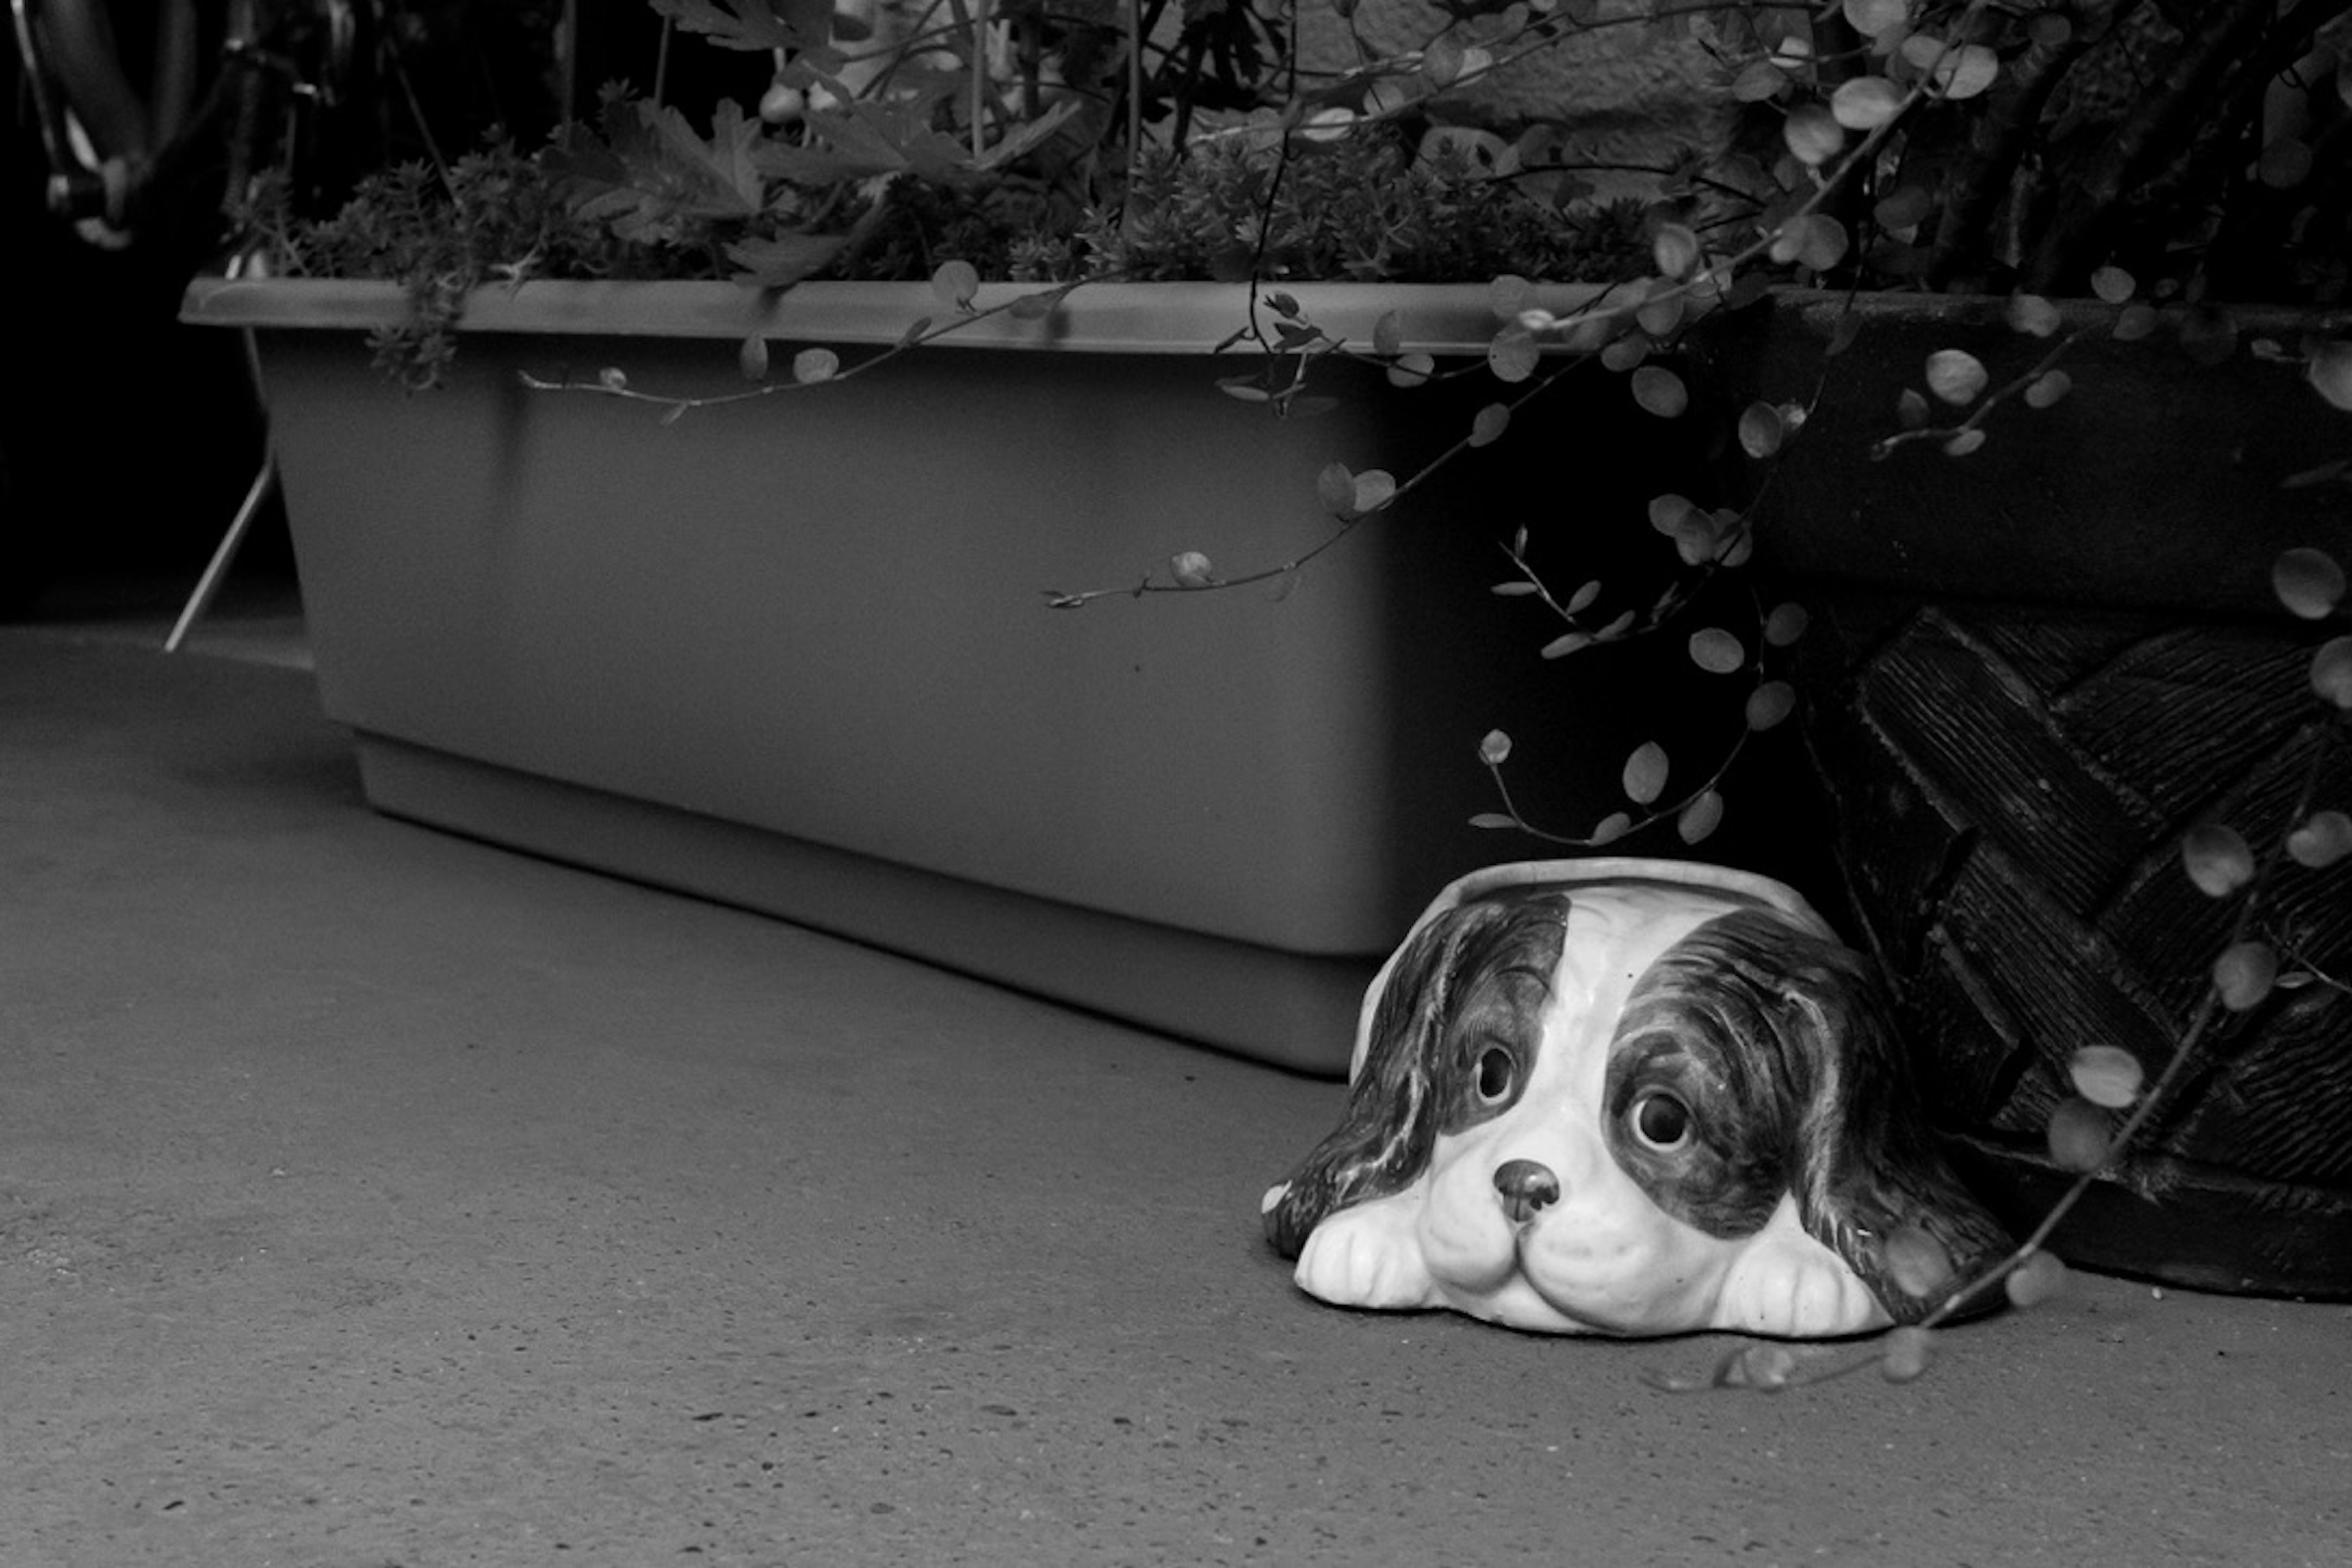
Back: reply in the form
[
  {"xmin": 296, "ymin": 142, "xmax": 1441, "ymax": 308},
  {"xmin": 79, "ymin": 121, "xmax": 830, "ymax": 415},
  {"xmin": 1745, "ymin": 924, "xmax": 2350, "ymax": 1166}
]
[
  {"xmin": 930, "ymin": 259, "xmax": 981, "ymax": 309},
  {"xmin": 2024, "ymin": 369, "xmax": 2073, "ymax": 409},
  {"xmin": 739, "ymin": 333, "xmax": 771, "ymax": 382},
  {"xmin": 2068, "ymin": 1045, "xmax": 2145, "ymax": 1109},
  {"xmin": 1623, "ymin": 742, "xmax": 1670, "ymax": 805},
  {"xmin": 1832, "ymin": 76, "xmax": 1905, "ymax": 130},
  {"xmin": 1676, "ymin": 790, "xmax": 1725, "ymax": 845},
  {"xmin": 2046, "ymin": 1097, "xmax": 2113, "ymax": 1172},
  {"xmin": 1652, "ymin": 222, "xmax": 1703, "ymax": 281},
  {"xmin": 2274, "ymin": 547, "xmax": 2347, "ymax": 619},
  {"xmin": 1630, "ymin": 365, "xmax": 1689, "ymax": 418},
  {"xmin": 2214, "ymin": 940, "xmax": 2278, "ymax": 1011},
  {"xmin": 2090, "ymin": 265, "xmax": 2137, "ymax": 304},
  {"xmin": 1689, "ymin": 627, "xmax": 1747, "ymax": 674},
  {"xmin": 1924, "ymin": 348, "xmax": 1989, "ymax": 405},
  {"xmin": 2286, "ymin": 809, "xmax": 2352, "ymax": 869},
  {"xmin": 1351, "ymin": 469, "xmax": 1398, "ymax": 514},
  {"xmin": 1387, "ymin": 351, "xmax": 1436, "ymax": 389},
  {"xmin": 1874, "ymin": 183, "xmax": 1935, "ymax": 232},
  {"xmin": 1468, "ymin": 404, "xmax": 1511, "ymax": 448},
  {"xmin": 2005, "ymin": 1250, "xmax": 2068, "ymax": 1309},
  {"xmin": 1763, "ymin": 601, "xmax": 1811, "ymax": 646},
  {"xmin": 1745, "ymin": 680, "xmax": 1797, "ymax": 731},
  {"xmin": 2309, "ymin": 340, "xmax": 2352, "ymax": 412},
  {"xmin": 1487, "ymin": 329, "xmax": 1540, "ymax": 383},
  {"xmin": 1881, "ymin": 1325, "xmax": 1936, "ymax": 1384},
  {"xmin": 2181, "ymin": 823, "xmax": 2256, "ymax": 897},
  {"xmin": 1738, "ymin": 401, "xmax": 1786, "ymax": 458},
  {"xmin": 1540, "ymin": 631, "xmax": 1594, "ymax": 660},
  {"xmin": 791, "ymin": 347, "xmax": 839, "ymax": 384},
  {"xmin": 1942, "ymin": 428, "xmax": 1989, "ymax": 457},
  {"xmin": 1883, "ymin": 1225, "xmax": 1953, "ymax": 1300},
  {"xmin": 1168, "ymin": 550, "xmax": 1217, "ymax": 588},
  {"xmin": 2007, "ymin": 293, "xmax": 2062, "ymax": 338},
  {"xmin": 1783, "ymin": 103, "xmax": 1846, "ymax": 167},
  {"xmin": 1844, "ymin": 0, "xmax": 1910, "ymax": 37},
  {"xmin": 1479, "ymin": 729, "xmax": 1513, "ymax": 766},
  {"xmin": 2315, "ymin": 636, "xmax": 2352, "ymax": 709}
]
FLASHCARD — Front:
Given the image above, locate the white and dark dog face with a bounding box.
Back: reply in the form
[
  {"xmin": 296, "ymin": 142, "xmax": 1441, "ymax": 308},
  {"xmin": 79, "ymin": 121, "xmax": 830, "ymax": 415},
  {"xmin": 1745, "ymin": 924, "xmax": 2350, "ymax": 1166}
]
[{"xmin": 1262, "ymin": 862, "xmax": 2010, "ymax": 1338}]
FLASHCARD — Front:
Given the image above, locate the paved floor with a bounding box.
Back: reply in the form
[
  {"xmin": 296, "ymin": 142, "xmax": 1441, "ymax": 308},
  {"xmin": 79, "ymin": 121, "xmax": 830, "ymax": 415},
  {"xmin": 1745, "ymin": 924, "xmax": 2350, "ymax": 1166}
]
[{"xmin": 2, "ymin": 591, "xmax": 2346, "ymax": 1567}]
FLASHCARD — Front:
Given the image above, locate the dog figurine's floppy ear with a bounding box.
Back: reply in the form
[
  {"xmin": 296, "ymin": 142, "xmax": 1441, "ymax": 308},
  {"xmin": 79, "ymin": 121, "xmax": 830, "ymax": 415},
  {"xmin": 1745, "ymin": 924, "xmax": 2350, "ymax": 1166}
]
[
  {"xmin": 1261, "ymin": 892, "xmax": 1570, "ymax": 1260},
  {"xmin": 1262, "ymin": 859, "xmax": 2013, "ymax": 1338}
]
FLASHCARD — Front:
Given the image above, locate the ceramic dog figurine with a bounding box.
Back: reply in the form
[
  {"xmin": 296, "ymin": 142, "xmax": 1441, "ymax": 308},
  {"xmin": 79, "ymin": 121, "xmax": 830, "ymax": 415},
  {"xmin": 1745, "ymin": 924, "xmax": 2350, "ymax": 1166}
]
[{"xmin": 1262, "ymin": 859, "xmax": 2010, "ymax": 1338}]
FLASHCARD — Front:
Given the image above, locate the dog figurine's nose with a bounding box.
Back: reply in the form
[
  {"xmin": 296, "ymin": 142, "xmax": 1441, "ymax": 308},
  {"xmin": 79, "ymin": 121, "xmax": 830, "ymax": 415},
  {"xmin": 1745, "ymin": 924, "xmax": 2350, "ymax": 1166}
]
[{"xmin": 1493, "ymin": 1158, "xmax": 1561, "ymax": 1224}]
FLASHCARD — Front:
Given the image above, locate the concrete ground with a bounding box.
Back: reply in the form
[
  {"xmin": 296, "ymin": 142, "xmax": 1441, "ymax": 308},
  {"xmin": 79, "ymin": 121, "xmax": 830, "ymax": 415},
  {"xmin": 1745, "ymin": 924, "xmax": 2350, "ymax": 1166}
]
[{"xmin": 2, "ymin": 579, "xmax": 2347, "ymax": 1568}]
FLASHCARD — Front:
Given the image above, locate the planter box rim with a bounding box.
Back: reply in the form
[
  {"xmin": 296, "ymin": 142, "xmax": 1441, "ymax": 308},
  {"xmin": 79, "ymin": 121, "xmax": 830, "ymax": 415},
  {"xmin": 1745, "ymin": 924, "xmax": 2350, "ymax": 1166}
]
[
  {"xmin": 1765, "ymin": 285, "xmax": 2352, "ymax": 336},
  {"xmin": 179, "ymin": 275, "xmax": 1612, "ymax": 355}
]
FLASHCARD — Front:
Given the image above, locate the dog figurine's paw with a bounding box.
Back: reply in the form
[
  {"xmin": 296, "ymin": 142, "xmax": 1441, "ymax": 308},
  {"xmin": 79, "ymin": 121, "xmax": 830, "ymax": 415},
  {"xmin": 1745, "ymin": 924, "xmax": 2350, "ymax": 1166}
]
[
  {"xmin": 1262, "ymin": 859, "xmax": 2012, "ymax": 1339},
  {"xmin": 1289, "ymin": 1193, "xmax": 1439, "ymax": 1310}
]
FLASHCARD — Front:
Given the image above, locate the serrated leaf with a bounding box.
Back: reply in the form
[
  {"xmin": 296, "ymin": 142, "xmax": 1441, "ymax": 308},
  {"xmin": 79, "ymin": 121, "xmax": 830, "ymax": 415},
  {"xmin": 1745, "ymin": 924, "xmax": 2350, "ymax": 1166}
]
[{"xmin": 1623, "ymin": 742, "xmax": 1670, "ymax": 805}]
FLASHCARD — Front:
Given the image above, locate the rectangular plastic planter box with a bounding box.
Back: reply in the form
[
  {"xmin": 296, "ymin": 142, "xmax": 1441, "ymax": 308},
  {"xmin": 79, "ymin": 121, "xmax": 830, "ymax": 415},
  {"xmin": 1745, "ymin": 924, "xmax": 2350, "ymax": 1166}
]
[{"xmin": 183, "ymin": 276, "xmax": 1645, "ymax": 1074}]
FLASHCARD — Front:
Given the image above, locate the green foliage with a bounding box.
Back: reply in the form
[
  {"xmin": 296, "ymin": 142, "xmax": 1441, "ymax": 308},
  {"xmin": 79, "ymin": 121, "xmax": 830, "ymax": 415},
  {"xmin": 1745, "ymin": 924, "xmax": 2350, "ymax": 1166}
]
[{"xmin": 1079, "ymin": 130, "xmax": 1649, "ymax": 285}]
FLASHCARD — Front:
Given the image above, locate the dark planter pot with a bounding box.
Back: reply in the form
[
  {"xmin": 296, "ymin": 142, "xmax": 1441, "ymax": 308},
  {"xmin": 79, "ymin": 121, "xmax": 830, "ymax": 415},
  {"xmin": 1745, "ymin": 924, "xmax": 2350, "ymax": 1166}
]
[{"xmin": 1723, "ymin": 290, "xmax": 2352, "ymax": 1297}]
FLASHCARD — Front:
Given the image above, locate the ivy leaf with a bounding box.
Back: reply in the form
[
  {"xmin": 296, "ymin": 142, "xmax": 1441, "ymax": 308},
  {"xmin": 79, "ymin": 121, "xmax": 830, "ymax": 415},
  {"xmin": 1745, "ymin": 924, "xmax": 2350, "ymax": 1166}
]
[{"xmin": 558, "ymin": 97, "xmax": 768, "ymax": 246}]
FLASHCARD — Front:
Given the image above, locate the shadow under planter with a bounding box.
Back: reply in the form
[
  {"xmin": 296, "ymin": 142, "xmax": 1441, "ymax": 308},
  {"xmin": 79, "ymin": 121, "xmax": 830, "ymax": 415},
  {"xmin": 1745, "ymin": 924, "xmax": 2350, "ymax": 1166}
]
[
  {"xmin": 1728, "ymin": 288, "xmax": 2352, "ymax": 1297},
  {"xmin": 183, "ymin": 277, "xmax": 1751, "ymax": 1075}
]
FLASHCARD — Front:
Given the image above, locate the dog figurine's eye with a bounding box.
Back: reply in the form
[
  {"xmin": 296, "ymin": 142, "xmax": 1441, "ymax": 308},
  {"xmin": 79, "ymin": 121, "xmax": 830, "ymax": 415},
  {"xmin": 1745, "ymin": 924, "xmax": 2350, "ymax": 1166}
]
[
  {"xmin": 1630, "ymin": 1091, "xmax": 1692, "ymax": 1150},
  {"xmin": 1476, "ymin": 1045, "xmax": 1517, "ymax": 1103}
]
